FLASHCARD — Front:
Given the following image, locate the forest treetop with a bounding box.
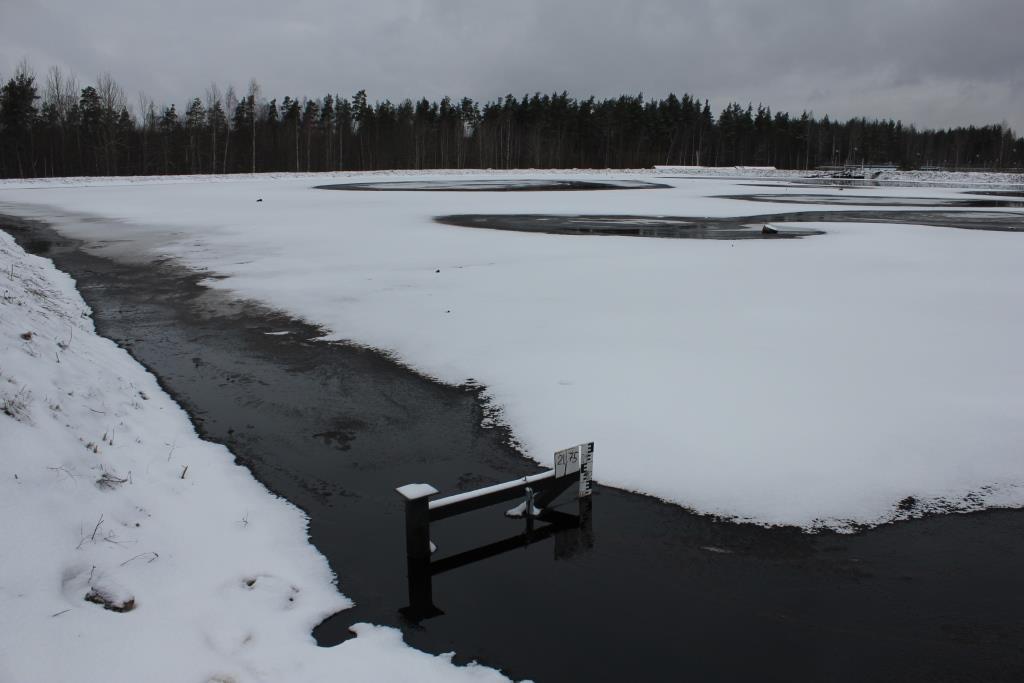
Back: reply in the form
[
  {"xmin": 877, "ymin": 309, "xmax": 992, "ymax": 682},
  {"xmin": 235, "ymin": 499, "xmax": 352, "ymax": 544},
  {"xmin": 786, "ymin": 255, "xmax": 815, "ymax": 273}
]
[{"xmin": 1, "ymin": 62, "xmax": 1021, "ymax": 178}]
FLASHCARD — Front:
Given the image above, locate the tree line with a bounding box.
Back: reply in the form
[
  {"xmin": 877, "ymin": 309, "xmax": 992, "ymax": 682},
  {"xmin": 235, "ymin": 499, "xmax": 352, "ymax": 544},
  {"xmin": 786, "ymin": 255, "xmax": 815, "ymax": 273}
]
[{"xmin": 1, "ymin": 62, "xmax": 1021, "ymax": 179}]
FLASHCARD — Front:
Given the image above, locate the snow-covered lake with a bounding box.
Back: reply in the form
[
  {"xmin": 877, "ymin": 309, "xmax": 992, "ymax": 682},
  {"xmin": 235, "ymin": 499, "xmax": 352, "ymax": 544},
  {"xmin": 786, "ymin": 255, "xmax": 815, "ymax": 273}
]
[{"xmin": 2, "ymin": 170, "xmax": 1023, "ymax": 530}]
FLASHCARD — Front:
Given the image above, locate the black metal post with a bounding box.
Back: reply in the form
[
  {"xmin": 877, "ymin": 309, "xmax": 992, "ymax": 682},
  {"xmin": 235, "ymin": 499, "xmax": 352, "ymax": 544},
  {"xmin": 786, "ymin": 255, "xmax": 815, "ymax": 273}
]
[
  {"xmin": 404, "ymin": 497, "xmax": 432, "ymax": 563},
  {"xmin": 397, "ymin": 483, "xmax": 440, "ymax": 619},
  {"xmin": 395, "ymin": 441, "xmax": 594, "ymax": 618}
]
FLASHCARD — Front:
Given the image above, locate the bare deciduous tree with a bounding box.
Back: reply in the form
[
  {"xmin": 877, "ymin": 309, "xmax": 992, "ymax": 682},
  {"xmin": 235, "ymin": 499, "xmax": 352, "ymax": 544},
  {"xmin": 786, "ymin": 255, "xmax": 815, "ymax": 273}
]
[
  {"xmin": 222, "ymin": 85, "xmax": 237, "ymax": 173},
  {"xmin": 93, "ymin": 73, "xmax": 127, "ymax": 173},
  {"xmin": 136, "ymin": 92, "xmax": 156, "ymax": 174},
  {"xmin": 246, "ymin": 79, "xmax": 260, "ymax": 174},
  {"xmin": 44, "ymin": 66, "xmax": 78, "ymax": 124},
  {"xmin": 205, "ymin": 83, "xmax": 223, "ymax": 174}
]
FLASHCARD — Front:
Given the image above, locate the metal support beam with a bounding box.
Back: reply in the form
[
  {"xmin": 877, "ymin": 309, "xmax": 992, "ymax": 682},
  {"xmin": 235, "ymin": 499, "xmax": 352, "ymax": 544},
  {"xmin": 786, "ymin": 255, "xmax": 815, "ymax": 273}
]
[
  {"xmin": 396, "ymin": 442, "xmax": 594, "ymax": 620},
  {"xmin": 428, "ymin": 470, "xmax": 570, "ymax": 521}
]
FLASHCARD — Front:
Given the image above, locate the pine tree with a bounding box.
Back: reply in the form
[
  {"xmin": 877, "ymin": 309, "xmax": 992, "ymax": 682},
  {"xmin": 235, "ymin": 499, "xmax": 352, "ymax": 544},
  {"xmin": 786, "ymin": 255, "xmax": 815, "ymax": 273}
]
[
  {"xmin": 159, "ymin": 104, "xmax": 179, "ymax": 174},
  {"xmin": 185, "ymin": 97, "xmax": 205, "ymax": 173},
  {"xmin": 0, "ymin": 66, "xmax": 40, "ymax": 177},
  {"xmin": 206, "ymin": 98, "xmax": 226, "ymax": 174}
]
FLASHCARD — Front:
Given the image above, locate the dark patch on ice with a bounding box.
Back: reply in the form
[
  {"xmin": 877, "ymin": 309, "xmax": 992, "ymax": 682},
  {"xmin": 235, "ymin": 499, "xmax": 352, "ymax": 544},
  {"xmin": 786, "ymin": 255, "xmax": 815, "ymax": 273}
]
[
  {"xmin": 313, "ymin": 430, "xmax": 356, "ymax": 450},
  {"xmin": 966, "ymin": 190, "xmax": 1024, "ymax": 198},
  {"xmin": 435, "ymin": 214, "xmax": 825, "ymax": 239},
  {"xmin": 314, "ymin": 178, "xmax": 670, "ymax": 192},
  {"xmin": 437, "ymin": 208, "xmax": 1024, "ymax": 237},
  {"xmin": 313, "ymin": 417, "xmax": 368, "ymax": 451},
  {"xmin": 716, "ymin": 193, "xmax": 1024, "ymax": 208}
]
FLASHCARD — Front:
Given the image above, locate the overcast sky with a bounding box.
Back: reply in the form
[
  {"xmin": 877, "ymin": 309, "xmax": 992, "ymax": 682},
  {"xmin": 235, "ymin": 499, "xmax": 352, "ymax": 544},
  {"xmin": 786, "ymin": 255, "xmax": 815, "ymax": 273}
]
[{"xmin": 2, "ymin": 0, "xmax": 1022, "ymax": 132}]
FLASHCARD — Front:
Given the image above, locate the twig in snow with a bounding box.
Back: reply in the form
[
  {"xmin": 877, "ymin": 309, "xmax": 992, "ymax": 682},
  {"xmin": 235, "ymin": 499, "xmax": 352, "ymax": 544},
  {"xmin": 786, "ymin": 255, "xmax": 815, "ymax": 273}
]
[
  {"xmin": 120, "ymin": 552, "xmax": 159, "ymax": 566},
  {"xmin": 2, "ymin": 386, "xmax": 31, "ymax": 422},
  {"xmin": 50, "ymin": 609, "xmax": 71, "ymax": 618},
  {"xmin": 90, "ymin": 515, "xmax": 104, "ymax": 542},
  {"xmin": 180, "ymin": 465, "xmax": 189, "ymax": 479},
  {"xmin": 47, "ymin": 466, "xmax": 77, "ymax": 481},
  {"xmin": 96, "ymin": 471, "xmax": 128, "ymax": 490},
  {"xmin": 102, "ymin": 532, "xmax": 133, "ymax": 547}
]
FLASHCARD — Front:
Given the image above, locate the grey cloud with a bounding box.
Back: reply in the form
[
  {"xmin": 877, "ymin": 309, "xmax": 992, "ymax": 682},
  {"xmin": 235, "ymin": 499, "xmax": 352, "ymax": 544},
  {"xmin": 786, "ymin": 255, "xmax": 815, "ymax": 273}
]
[{"xmin": 1, "ymin": 0, "xmax": 1021, "ymax": 132}]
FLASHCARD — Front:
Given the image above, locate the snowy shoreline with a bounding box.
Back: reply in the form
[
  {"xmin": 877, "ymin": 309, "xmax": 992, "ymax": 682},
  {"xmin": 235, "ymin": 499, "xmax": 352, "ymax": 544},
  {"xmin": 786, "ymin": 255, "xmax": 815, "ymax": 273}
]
[
  {"xmin": 0, "ymin": 230, "xmax": 510, "ymax": 682},
  {"xmin": 1, "ymin": 165, "xmax": 1020, "ymax": 191}
]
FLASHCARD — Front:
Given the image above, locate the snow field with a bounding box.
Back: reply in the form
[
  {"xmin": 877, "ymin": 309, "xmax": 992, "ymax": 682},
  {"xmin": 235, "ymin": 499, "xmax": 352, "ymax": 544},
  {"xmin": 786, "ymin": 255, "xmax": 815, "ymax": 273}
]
[
  {"xmin": 0, "ymin": 231, "xmax": 510, "ymax": 682},
  {"xmin": 1, "ymin": 170, "xmax": 1023, "ymax": 531}
]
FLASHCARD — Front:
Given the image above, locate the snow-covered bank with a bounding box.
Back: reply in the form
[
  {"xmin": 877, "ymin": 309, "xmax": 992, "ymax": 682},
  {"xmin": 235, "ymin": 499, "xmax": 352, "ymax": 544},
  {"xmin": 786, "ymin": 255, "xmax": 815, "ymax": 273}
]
[
  {"xmin": 0, "ymin": 231, "xmax": 509, "ymax": 682},
  {"xmin": 1, "ymin": 170, "xmax": 1023, "ymax": 531},
  {"xmin": 654, "ymin": 165, "xmax": 1024, "ymax": 186}
]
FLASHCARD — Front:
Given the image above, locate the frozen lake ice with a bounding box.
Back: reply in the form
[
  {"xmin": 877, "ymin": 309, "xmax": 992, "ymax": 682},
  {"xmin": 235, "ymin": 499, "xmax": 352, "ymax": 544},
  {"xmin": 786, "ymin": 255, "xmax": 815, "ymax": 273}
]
[{"xmin": 1, "ymin": 170, "xmax": 1022, "ymax": 530}]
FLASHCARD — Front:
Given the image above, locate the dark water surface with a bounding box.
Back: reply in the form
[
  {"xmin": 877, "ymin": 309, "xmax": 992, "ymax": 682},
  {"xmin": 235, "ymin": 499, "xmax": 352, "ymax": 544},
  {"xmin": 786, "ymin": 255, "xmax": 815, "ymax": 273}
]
[
  {"xmin": 4, "ymin": 215, "xmax": 1024, "ymax": 683},
  {"xmin": 436, "ymin": 214, "xmax": 824, "ymax": 239},
  {"xmin": 437, "ymin": 209, "xmax": 1024, "ymax": 238},
  {"xmin": 716, "ymin": 193, "xmax": 1024, "ymax": 208},
  {"xmin": 315, "ymin": 179, "xmax": 670, "ymax": 191},
  {"xmin": 967, "ymin": 190, "xmax": 1024, "ymax": 198}
]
